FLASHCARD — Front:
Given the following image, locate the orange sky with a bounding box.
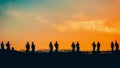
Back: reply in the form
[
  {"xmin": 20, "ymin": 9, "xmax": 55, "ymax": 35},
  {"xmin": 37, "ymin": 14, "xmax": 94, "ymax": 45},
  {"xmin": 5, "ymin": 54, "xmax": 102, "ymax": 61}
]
[{"xmin": 0, "ymin": 0, "xmax": 120, "ymax": 51}]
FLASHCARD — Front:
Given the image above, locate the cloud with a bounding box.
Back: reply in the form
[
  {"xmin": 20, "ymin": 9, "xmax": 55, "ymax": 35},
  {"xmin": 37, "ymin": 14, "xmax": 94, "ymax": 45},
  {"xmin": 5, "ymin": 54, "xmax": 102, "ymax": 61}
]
[
  {"xmin": 6, "ymin": 10, "xmax": 24, "ymax": 19},
  {"xmin": 3, "ymin": 1, "xmax": 120, "ymax": 34},
  {"xmin": 53, "ymin": 19, "xmax": 119, "ymax": 33},
  {"xmin": 6, "ymin": 9, "xmax": 47, "ymax": 24}
]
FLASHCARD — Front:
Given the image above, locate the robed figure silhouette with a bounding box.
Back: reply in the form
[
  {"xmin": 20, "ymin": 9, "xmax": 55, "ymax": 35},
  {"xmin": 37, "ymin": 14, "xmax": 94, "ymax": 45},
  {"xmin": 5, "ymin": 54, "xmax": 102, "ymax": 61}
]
[
  {"xmin": 31, "ymin": 42, "xmax": 35, "ymax": 53},
  {"xmin": 97, "ymin": 41, "xmax": 100, "ymax": 53},
  {"xmin": 54, "ymin": 41, "xmax": 59, "ymax": 52},
  {"xmin": 76, "ymin": 42, "xmax": 80, "ymax": 52},
  {"xmin": 26, "ymin": 42, "xmax": 30, "ymax": 53},
  {"xmin": 111, "ymin": 41, "xmax": 114, "ymax": 52},
  {"xmin": 6, "ymin": 41, "xmax": 10, "ymax": 51},
  {"xmin": 115, "ymin": 40, "xmax": 119, "ymax": 52},
  {"xmin": 1, "ymin": 41, "xmax": 5, "ymax": 51},
  {"xmin": 71, "ymin": 42, "xmax": 75, "ymax": 52},
  {"xmin": 92, "ymin": 41, "xmax": 96, "ymax": 53},
  {"xmin": 49, "ymin": 42, "xmax": 53, "ymax": 53}
]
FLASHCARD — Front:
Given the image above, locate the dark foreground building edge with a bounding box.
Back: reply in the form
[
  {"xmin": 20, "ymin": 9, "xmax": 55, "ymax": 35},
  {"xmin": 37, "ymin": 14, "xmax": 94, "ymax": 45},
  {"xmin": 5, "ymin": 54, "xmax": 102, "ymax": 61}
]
[{"xmin": 0, "ymin": 51, "xmax": 120, "ymax": 68}]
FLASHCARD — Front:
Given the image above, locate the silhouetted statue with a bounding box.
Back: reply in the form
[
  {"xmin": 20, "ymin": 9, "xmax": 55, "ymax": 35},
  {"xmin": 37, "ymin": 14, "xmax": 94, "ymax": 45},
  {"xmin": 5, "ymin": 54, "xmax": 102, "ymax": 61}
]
[
  {"xmin": 76, "ymin": 42, "xmax": 80, "ymax": 52},
  {"xmin": 49, "ymin": 42, "xmax": 53, "ymax": 53},
  {"xmin": 71, "ymin": 42, "xmax": 75, "ymax": 52},
  {"xmin": 12, "ymin": 47, "xmax": 14, "ymax": 51},
  {"xmin": 31, "ymin": 42, "xmax": 35, "ymax": 53},
  {"xmin": 92, "ymin": 41, "xmax": 96, "ymax": 53},
  {"xmin": 111, "ymin": 41, "xmax": 114, "ymax": 52},
  {"xmin": 54, "ymin": 41, "xmax": 59, "ymax": 52},
  {"xmin": 6, "ymin": 41, "xmax": 10, "ymax": 51},
  {"xmin": 1, "ymin": 41, "xmax": 5, "ymax": 51},
  {"xmin": 97, "ymin": 41, "xmax": 100, "ymax": 53},
  {"xmin": 115, "ymin": 40, "xmax": 119, "ymax": 52},
  {"xmin": 26, "ymin": 42, "xmax": 30, "ymax": 52}
]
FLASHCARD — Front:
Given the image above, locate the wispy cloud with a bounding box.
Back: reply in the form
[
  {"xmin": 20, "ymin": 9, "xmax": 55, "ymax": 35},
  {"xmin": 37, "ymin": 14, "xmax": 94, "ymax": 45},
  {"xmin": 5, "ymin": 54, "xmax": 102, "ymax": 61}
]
[
  {"xmin": 6, "ymin": 9, "xmax": 120, "ymax": 34},
  {"xmin": 6, "ymin": 9, "xmax": 47, "ymax": 24},
  {"xmin": 7, "ymin": 10, "xmax": 24, "ymax": 19},
  {"xmin": 53, "ymin": 20, "xmax": 119, "ymax": 33}
]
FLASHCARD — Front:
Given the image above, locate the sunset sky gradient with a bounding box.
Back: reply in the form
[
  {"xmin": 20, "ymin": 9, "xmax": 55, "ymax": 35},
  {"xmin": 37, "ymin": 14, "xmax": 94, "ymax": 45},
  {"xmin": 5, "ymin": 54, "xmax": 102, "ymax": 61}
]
[{"xmin": 0, "ymin": 0, "xmax": 120, "ymax": 51}]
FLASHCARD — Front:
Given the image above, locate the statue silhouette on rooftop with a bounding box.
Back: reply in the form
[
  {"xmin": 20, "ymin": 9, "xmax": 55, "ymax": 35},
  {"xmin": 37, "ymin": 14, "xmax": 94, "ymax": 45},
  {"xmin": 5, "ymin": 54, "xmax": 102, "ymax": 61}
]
[
  {"xmin": 26, "ymin": 42, "xmax": 30, "ymax": 53},
  {"xmin": 1, "ymin": 41, "xmax": 5, "ymax": 51},
  {"xmin": 71, "ymin": 42, "xmax": 75, "ymax": 52},
  {"xmin": 6, "ymin": 41, "xmax": 10, "ymax": 51},
  {"xmin": 49, "ymin": 41, "xmax": 53, "ymax": 53},
  {"xmin": 111, "ymin": 41, "xmax": 114, "ymax": 52},
  {"xmin": 92, "ymin": 41, "xmax": 96, "ymax": 53},
  {"xmin": 31, "ymin": 42, "xmax": 35, "ymax": 53},
  {"xmin": 54, "ymin": 41, "xmax": 59, "ymax": 52},
  {"xmin": 97, "ymin": 41, "xmax": 100, "ymax": 53},
  {"xmin": 115, "ymin": 40, "xmax": 119, "ymax": 52},
  {"xmin": 76, "ymin": 41, "xmax": 80, "ymax": 52}
]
